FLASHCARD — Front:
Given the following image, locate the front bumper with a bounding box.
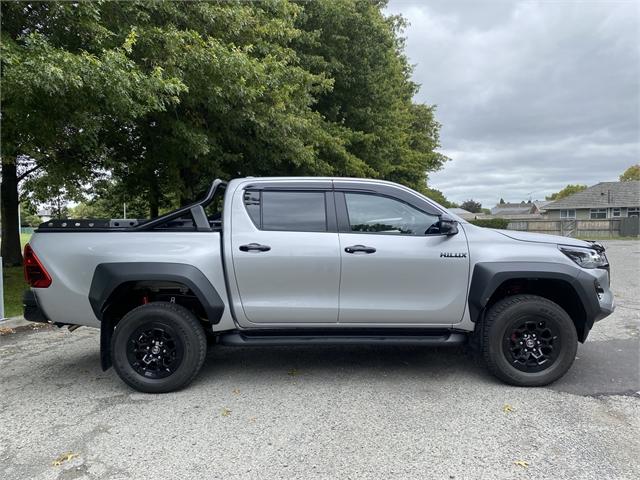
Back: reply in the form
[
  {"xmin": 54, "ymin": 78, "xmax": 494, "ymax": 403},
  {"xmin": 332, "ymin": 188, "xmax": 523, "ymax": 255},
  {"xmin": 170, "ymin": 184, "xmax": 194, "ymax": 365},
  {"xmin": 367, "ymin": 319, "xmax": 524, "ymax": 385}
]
[
  {"xmin": 23, "ymin": 290, "xmax": 50, "ymax": 324},
  {"xmin": 580, "ymin": 266, "xmax": 615, "ymax": 325}
]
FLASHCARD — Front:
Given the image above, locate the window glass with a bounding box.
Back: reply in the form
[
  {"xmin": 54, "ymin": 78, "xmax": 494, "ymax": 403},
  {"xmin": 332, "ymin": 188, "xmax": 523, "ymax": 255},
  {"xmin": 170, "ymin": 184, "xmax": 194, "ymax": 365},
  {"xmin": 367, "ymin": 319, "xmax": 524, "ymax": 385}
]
[
  {"xmin": 590, "ymin": 208, "xmax": 607, "ymax": 219},
  {"xmin": 243, "ymin": 190, "xmax": 261, "ymax": 227},
  {"xmin": 612, "ymin": 208, "xmax": 621, "ymax": 217},
  {"xmin": 628, "ymin": 208, "xmax": 639, "ymax": 218},
  {"xmin": 344, "ymin": 193, "xmax": 439, "ymax": 235},
  {"xmin": 244, "ymin": 191, "xmax": 327, "ymax": 232},
  {"xmin": 560, "ymin": 209, "xmax": 576, "ymax": 219}
]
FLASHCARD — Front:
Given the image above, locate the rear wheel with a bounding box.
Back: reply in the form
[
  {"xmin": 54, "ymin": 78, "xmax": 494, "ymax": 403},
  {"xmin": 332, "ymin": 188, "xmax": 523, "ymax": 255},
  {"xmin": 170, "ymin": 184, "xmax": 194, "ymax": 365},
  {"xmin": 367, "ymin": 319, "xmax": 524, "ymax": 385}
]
[
  {"xmin": 111, "ymin": 302, "xmax": 207, "ymax": 393},
  {"xmin": 482, "ymin": 294, "xmax": 577, "ymax": 386}
]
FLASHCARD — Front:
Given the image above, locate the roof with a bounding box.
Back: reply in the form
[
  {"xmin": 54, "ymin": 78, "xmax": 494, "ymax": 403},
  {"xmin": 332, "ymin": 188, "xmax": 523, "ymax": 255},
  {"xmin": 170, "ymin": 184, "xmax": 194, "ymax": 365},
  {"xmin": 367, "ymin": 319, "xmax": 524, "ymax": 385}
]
[
  {"xmin": 449, "ymin": 207, "xmax": 476, "ymax": 219},
  {"xmin": 533, "ymin": 201, "xmax": 551, "ymax": 211},
  {"xmin": 449, "ymin": 207, "xmax": 472, "ymax": 215},
  {"xmin": 545, "ymin": 181, "xmax": 640, "ymax": 210},
  {"xmin": 491, "ymin": 202, "xmax": 534, "ymax": 215}
]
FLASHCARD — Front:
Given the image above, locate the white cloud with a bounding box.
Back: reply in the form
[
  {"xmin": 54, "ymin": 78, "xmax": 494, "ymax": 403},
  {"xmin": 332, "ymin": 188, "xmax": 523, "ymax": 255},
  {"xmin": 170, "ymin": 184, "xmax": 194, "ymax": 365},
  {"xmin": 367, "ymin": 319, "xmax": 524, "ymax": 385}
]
[{"xmin": 387, "ymin": 0, "xmax": 640, "ymax": 207}]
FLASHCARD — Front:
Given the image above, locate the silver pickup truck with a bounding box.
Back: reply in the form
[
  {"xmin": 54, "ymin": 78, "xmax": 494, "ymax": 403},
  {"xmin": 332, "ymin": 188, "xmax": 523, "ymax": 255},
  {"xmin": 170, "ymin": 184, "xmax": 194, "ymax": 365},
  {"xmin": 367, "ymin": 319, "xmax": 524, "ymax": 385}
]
[{"xmin": 23, "ymin": 177, "xmax": 614, "ymax": 392}]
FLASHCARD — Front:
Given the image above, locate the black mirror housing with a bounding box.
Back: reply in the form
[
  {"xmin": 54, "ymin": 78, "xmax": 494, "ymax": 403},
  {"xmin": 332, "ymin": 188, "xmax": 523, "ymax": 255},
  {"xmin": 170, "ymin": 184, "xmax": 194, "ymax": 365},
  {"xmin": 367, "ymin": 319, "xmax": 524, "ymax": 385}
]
[{"xmin": 438, "ymin": 214, "xmax": 459, "ymax": 236}]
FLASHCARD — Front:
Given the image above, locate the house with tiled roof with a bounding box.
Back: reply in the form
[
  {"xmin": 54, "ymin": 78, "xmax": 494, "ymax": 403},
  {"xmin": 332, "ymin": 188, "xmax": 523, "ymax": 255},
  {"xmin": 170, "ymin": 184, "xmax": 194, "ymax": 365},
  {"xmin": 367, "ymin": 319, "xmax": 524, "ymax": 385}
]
[
  {"xmin": 490, "ymin": 201, "xmax": 548, "ymax": 217},
  {"xmin": 544, "ymin": 181, "xmax": 640, "ymax": 220}
]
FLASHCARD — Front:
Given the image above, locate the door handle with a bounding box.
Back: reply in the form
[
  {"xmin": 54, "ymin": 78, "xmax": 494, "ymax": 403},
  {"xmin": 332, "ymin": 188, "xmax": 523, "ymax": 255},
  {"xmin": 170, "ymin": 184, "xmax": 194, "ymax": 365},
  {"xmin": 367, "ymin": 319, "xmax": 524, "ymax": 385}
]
[
  {"xmin": 344, "ymin": 245, "xmax": 376, "ymax": 254},
  {"xmin": 239, "ymin": 243, "xmax": 271, "ymax": 252}
]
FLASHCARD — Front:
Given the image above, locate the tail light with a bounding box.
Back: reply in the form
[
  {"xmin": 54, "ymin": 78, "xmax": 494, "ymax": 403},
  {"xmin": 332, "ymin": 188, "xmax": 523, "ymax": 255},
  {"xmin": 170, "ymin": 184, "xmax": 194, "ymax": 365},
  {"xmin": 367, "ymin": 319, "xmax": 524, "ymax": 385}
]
[{"xmin": 24, "ymin": 244, "xmax": 52, "ymax": 288}]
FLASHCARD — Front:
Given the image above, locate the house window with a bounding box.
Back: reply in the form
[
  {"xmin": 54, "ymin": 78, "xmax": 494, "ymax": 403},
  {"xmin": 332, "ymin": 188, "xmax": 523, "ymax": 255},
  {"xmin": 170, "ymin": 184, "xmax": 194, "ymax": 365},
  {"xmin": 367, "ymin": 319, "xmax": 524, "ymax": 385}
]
[
  {"xmin": 590, "ymin": 209, "xmax": 607, "ymax": 219},
  {"xmin": 560, "ymin": 209, "xmax": 576, "ymax": 219},
  {"xmin": 611, "ymin": 208, "xmax": 622, "ymax": 217},
  {"xmin": 628, "ymin": 208, "xmax": 640, "ymax": 218}
]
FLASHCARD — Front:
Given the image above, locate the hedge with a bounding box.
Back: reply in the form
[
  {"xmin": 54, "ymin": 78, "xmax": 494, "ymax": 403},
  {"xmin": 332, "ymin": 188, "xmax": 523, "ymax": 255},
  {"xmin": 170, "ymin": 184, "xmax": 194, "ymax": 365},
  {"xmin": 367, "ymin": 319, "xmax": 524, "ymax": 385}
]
[{"xmin": 469, "ymin": 218, "xmax": 510, "ymax": 229}]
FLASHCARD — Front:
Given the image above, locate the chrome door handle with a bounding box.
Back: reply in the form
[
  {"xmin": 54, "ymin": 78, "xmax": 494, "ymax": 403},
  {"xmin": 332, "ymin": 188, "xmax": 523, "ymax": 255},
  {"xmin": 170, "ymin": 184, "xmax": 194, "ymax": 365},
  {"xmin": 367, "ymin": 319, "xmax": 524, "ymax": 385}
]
[
  {"xmin": 239, "ymin": 243, "xmax": 271, "ymax": 252},
  {"xmin": 344, "ymin": 245, "xmax": 376, "ymax": 254}
]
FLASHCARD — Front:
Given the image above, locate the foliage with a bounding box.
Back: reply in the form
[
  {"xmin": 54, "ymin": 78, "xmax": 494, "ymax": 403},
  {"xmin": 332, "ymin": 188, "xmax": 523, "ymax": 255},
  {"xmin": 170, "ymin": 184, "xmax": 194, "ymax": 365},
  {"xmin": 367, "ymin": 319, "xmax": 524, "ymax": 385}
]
[
  {"xmin": 619, "ymin": 164, "xmax": 640, "ymax": 181},
  {"xmin": 1, "ymin": 0, "xmax": 449, "ymax": 263},
  {"xmin": 470, "ymin": 218, "xmax": 510, "ymax": 229},
  {"xmin": 461, "ymin": 199, "xmax": 482, "ymax": 213},
  {"xmin": 545, "ymin": 184, "xmax": 587, "ymax": 201}
]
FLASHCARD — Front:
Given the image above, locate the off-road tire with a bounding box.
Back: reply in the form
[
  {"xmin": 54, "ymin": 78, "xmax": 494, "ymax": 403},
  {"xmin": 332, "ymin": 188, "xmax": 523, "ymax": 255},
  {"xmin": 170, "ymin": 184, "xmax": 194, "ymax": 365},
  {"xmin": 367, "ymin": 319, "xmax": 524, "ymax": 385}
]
[
  {"xmin": 482, "ymin": 294, "xmax": 578, "ymax": 386},
  {"xmin": 111, "ymin": 302, "xmax": 207, "ymax": 393}
]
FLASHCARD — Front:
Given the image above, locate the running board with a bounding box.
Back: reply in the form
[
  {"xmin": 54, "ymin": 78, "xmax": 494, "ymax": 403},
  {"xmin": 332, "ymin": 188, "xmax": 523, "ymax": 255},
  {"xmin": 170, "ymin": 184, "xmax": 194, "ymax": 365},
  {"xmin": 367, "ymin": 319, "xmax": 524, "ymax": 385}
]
[{"xmin": 219, "ymin": 331, "xmax": 467, "ymax": 347}]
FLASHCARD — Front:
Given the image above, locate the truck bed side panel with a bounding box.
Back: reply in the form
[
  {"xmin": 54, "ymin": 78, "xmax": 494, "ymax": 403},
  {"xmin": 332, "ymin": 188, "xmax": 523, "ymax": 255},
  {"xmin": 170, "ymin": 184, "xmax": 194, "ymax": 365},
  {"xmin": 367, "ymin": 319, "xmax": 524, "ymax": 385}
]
[{"xmin": 29, "ymin": 232, "xmax": 235, "ymax": 330}]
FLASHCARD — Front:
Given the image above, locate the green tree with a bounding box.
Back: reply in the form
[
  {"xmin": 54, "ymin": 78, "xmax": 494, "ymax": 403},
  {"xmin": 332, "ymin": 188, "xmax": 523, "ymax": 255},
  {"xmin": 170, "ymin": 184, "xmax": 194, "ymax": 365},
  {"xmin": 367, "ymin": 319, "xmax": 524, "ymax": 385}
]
[
  {"xmin": 1, "ymin": 1, "xmax": 185, "ymax": 265},
  {"xmin": 293, "ymin": 0, "xmax": 448, "ymax": 193},
  {"xmin": 2, "ymin": 0, "xmax": 449, "ymax": 265},
  {"xmin": 620, "ymin": 164, "xmax": 640, "ymax": 181},
  {"xmin": 461, "ymin": 199, "xmax": 482, "ymax": 213},
  {"xmin": 546, "ymin": 184, "xmax": 587, "ymax": 201}
]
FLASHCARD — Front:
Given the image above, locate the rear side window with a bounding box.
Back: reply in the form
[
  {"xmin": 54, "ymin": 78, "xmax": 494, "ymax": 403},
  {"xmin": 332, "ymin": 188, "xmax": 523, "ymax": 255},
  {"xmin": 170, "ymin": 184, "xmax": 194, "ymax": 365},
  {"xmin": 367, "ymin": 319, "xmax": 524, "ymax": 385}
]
[{"xmin": 243, "ymin": 190, "xmax": 327, "ymax": 232}]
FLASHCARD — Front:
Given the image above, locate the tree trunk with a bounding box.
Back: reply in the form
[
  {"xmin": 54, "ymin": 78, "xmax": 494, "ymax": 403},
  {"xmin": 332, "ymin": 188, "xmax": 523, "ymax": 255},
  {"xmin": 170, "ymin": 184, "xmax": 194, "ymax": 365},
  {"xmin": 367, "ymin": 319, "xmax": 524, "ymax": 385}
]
[
  {"xmin": 1, "ymin": 159, "xmax": 23, "ymax": 266},
  {"xmin": 148, "ymin": 174, "xmax": 159, "ymax": 218}
]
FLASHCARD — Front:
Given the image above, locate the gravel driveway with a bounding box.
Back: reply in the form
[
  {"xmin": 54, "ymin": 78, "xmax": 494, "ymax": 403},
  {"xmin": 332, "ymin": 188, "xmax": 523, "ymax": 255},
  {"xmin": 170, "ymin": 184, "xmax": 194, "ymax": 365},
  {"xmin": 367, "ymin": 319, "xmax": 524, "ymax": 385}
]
[{"xmin": 1, "ymin": 240, "xmax": 638, "ymax": 480}]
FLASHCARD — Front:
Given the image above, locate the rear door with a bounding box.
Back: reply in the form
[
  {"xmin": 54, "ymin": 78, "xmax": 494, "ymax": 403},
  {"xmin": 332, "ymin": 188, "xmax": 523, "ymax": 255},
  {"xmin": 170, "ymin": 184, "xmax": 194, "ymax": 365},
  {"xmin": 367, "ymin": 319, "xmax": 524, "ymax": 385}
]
[
  {"xmin": 334, "ymin": 182, "xmax": 470, "ymax": 325},
  {"xmin": 230, "ymin": 181, "xmax": 340, "ymax": 325}
]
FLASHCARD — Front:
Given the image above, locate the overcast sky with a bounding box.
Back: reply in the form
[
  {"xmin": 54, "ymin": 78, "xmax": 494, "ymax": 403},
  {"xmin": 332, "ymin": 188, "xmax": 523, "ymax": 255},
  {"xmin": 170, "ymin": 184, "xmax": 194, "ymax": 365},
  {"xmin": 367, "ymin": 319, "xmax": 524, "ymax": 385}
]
[{"xmin": 386, "ymin": 0, "xmax": 640, "ymax": 207}]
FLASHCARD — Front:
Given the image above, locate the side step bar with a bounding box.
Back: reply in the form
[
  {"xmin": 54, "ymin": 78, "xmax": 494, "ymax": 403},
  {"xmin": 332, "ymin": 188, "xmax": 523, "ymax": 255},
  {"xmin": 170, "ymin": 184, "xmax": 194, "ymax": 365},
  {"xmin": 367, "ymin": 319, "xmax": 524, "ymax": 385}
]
[{"xmin": 219, "ymin": 331, "xmax": 467, "ymax": 347}]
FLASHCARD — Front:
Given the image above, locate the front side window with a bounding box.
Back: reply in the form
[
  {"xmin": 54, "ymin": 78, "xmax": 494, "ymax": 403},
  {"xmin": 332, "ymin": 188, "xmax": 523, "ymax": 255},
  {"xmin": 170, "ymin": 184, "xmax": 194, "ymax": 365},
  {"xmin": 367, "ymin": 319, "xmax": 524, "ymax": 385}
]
[
  {"xmin": 243, "ymin": 190, "xmax": 327, "ymax": 232},
  {"xmin": 560, "ymin": 209, "xmax": 576, "ymax": 219},
  {"xmin": 590, "ymin": 208, "xmax": 607, "ymax": 219},
  {"xmin": 344, "ymin": 193, "xmax": 439, "ymax": 235}
]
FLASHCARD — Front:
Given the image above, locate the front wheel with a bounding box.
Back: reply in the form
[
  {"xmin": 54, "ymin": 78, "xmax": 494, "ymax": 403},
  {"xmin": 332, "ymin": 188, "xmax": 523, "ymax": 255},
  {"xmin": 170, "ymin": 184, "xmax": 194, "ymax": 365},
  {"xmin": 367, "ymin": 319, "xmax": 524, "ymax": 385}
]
[
  {"xmin": 111, "ymin": 302, "xmax": 207, "ymax": 393},
  {"xmin": 482, "ymin": 294, "xmax": 578, "ymax": 386}
]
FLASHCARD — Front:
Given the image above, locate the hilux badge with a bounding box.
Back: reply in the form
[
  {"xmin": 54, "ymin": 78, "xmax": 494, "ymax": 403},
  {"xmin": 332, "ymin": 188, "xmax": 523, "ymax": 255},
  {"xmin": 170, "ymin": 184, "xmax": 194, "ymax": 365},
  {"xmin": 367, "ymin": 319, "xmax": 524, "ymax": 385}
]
[{"xmin": 440, "ymin": 252, "xmax": 467, "ymax": 258}]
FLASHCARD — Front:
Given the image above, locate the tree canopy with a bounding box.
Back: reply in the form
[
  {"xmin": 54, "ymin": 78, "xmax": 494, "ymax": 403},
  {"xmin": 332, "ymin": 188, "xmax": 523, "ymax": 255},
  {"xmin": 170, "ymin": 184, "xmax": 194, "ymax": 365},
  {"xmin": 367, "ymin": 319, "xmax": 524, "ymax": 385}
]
[
  {"xmin": 619, "ymin": 164, "xmax": 640, "ymax": 181},
  {"xmin": 1, "ymin": 0, "xmax": 448, "ymax": 266},
  {"xmin": 461, "ymin": 199, "xmax": 482, "ymax": 213},
  {"xmin": 546, "ymin": 184, "xmax": 587, "ymax": 201}
]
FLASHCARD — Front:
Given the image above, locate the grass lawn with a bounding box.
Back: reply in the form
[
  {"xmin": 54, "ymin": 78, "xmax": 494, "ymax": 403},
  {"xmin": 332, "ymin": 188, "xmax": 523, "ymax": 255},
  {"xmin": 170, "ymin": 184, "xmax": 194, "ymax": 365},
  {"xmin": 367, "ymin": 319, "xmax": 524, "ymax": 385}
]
[{"xmin": 1, "ymin": 233, "xmax": 32, "ymax": 318}]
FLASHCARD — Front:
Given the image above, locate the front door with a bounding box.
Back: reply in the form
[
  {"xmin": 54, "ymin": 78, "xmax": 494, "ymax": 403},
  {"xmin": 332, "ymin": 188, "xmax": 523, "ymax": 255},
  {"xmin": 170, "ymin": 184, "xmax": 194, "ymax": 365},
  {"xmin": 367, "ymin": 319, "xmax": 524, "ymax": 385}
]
[
  {"xmin": 335, "ymin": 190, "xmax": 470, "ymax": 325},
  {"xmin": 231, "ymin": 184, "xmax": 340, "ymax": 325}
]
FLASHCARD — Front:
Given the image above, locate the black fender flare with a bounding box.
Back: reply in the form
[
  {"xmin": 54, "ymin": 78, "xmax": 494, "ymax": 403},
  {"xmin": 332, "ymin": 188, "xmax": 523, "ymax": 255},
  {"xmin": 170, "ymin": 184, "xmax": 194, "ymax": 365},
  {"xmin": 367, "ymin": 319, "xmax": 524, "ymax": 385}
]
[
  {"xmin": 468, "ymin": 262, "xmax": 601, "ymax": 340},
  {"xmin": 90, "ymin": 262, "xmax": 225, "ymax": 370}
]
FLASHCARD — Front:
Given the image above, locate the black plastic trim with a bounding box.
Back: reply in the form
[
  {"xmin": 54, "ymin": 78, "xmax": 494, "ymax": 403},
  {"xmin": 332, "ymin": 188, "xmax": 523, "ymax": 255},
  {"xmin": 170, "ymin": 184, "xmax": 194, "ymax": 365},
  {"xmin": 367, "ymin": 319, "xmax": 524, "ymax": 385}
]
[
  {"xmin": 333, "ymin": 180, "xmax": 443, "ymax": 216},
  {"xmin": 468, "ymin": 262, "xmax": 605, "ymax": 341},
  {"xmin": 22, "ymin": 290, "xmax": 50, "ymax": 324},
  {"xmin": 89, "ymin": 262, "xmax": 225, "ymax": 323},
  {"xmin": 219, "ymin": 328, "xmax": 466, "ymax": 346},
  {"xmin": 244, "ymin": 180, "xmax": 332, "ymax": 191}
]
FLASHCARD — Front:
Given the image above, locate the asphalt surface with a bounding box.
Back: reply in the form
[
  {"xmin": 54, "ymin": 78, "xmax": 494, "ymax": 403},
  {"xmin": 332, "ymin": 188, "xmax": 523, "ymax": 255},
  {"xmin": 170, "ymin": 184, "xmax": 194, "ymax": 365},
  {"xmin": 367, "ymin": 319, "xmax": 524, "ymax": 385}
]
[{"xmin": 1, "ymin": 240, "xmax": 638, "ymax": 480}]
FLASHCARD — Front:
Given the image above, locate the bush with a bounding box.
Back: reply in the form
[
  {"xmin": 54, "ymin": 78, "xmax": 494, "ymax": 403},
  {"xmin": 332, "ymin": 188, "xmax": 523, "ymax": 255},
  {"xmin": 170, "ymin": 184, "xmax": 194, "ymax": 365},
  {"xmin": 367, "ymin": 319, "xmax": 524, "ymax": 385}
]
[{"xmin": 469, "ymin": 218, "xmax": 510, "ymax": 229}]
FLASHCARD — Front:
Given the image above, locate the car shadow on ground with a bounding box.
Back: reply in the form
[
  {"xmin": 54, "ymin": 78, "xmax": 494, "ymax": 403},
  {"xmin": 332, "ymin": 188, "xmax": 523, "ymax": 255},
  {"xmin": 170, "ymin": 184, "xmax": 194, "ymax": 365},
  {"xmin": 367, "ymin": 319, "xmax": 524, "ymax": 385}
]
[{"xmin": 12, "ymin": 330, "xmax": 638, "ymax": 397}]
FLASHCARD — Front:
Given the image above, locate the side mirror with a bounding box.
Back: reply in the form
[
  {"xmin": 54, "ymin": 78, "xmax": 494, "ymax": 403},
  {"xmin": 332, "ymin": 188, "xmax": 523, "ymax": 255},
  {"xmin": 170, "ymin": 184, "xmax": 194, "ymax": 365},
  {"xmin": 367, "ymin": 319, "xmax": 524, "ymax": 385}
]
[{"xmin": 438, "ymin": 214, "xmax": 459, "ymax": 236}]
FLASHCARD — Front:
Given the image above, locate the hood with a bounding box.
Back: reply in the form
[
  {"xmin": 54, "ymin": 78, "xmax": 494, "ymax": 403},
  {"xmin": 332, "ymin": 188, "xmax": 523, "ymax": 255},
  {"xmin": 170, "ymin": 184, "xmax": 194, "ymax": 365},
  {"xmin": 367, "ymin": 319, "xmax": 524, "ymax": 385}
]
[{"xmin": 492, "ymin": 229, "xmax": 591, "ymax": 247}]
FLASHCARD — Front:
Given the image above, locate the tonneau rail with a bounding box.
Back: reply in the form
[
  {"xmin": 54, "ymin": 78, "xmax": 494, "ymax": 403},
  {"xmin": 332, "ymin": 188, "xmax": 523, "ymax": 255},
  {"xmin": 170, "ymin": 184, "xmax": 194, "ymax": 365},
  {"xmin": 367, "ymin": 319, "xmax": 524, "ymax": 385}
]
[{"xmin": 36, "ymin": 179, "xmax": 226, "ymax": 233}]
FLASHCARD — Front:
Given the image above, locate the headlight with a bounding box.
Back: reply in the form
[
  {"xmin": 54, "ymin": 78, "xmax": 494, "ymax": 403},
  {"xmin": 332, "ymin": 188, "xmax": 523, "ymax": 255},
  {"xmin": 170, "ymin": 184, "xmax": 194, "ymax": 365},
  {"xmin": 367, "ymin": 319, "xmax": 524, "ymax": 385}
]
[{"xmin": 559, "ymin": 245, "xmax": 608, "ymax": 269}]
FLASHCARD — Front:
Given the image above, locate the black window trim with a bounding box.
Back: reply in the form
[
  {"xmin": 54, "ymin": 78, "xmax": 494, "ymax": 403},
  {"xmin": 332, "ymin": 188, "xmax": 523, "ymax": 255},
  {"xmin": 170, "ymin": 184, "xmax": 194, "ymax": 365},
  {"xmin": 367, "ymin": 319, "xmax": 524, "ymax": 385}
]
[
  {"xmin": 335, "ymin": 191, "xmax": 446, "ymax": 237},
  {"xmin": 242, "ymin": 187, "xmax": 337, "ymax": 233}
]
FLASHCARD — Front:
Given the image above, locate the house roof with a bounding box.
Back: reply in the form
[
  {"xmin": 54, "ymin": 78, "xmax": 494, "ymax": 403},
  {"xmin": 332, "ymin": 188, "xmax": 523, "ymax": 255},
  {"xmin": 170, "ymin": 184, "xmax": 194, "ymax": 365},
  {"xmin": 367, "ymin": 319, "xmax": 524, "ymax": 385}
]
[
  {"xmin": 449, "ymin": 207, "xmax": 472, "ymax": 215},
  {"xmin": 533, "ymin": 201, "xmax": 551, "ymax": 211},
  {"xmin": 545, "ymin": 181, "xmax": 640, "ymax": 210},
  {"xmin": 449, "ymin": 207, "xmax": 476, "ymax": 219},
  {"xmin": 491, "ymin": 202, "xmax": 534, "ymax": 215}
]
